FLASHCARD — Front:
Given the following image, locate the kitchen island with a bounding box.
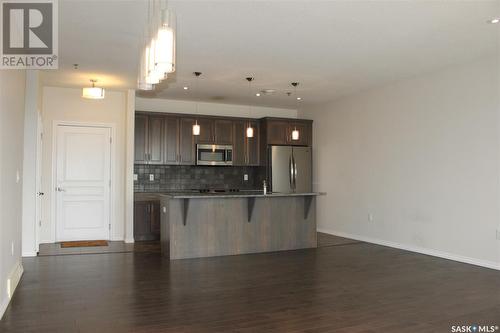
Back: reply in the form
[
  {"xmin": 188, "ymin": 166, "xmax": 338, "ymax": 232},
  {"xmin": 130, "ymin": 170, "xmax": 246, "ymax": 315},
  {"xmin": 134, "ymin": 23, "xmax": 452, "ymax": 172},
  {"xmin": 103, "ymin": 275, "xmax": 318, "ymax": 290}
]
[{"xmin": 159, "ymin": 192, "xmax": 324, "ymax": 259}]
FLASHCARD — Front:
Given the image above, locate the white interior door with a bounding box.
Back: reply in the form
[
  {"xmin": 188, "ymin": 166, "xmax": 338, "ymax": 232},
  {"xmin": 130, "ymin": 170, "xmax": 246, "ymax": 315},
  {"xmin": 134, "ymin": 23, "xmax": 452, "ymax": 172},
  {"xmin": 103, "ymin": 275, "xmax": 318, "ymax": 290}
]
[{"xmin": 55, "ymin": 125, "xmax": 111, "ymax": 241}]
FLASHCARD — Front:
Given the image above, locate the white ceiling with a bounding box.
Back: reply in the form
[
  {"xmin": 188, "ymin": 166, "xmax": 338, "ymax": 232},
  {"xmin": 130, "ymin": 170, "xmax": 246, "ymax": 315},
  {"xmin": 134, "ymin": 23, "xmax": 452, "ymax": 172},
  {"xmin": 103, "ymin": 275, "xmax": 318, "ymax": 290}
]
[{"xmin": 41, "ymin": 0, "xmax": 500, "ymax": 109}]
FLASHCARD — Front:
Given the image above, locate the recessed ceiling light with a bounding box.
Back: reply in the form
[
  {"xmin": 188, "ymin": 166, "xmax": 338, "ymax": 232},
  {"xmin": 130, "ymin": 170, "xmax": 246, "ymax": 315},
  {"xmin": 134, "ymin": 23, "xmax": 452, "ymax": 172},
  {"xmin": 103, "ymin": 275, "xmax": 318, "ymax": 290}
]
[
  {"xmin": 183, "ymin": 86, "xmax": 189, "ymax": 90},
  {"xmin": 255, "ymin": 93, "xmax": 261, "ymax": 97},
  {"xmin": 261, "ymin": 89, "xmax": 276, "ymax": 95},
  {"xmin": 296, "ymin": 97, "xmax": 302, "ymax": 101},
  {"xmin": 488, "ymin": 18, "xmax": 500, "ymax": 24}
]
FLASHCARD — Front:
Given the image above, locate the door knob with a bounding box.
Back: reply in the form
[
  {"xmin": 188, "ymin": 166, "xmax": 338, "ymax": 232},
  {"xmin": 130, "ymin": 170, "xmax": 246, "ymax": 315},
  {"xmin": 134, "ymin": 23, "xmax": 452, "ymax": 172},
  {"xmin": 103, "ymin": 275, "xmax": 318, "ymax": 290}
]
[
  {"xmin": 37, "ymin": 192, "xmax": 44, "ymax": 196},
  {"xmin": 56, "ymin": 187, "xmax": 66, "ymax": 192}
]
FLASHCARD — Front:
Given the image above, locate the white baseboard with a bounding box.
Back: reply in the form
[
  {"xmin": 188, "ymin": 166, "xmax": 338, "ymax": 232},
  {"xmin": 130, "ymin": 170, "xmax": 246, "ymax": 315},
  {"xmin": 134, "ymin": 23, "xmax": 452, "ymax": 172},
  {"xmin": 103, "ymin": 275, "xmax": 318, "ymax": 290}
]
[
  {"xmin": 318, "ymin": 228, "xmax": 500, "ymax": 271},
  {"xmin": 0, "ymin": 261, "xmax": 24, "ymax": 320},
  {"xmin": 124, "ymin": 238, "xmax": 135, "ymax": 244}
]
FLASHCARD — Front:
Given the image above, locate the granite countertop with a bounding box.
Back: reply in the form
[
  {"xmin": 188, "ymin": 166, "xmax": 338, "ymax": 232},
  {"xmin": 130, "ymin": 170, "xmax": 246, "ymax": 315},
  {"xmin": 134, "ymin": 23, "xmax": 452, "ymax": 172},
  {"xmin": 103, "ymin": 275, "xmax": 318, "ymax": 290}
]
[{"xmin": 159, "ymin": 192, "xmax": 326, "ymax": 199}]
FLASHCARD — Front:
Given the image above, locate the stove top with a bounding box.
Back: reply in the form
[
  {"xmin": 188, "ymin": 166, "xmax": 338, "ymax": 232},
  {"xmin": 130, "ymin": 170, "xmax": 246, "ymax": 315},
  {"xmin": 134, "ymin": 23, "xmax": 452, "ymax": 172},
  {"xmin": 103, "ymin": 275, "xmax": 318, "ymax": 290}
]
[{"xmin": 197, "ymin": 189, "xmax": 241, "ymax": 194}]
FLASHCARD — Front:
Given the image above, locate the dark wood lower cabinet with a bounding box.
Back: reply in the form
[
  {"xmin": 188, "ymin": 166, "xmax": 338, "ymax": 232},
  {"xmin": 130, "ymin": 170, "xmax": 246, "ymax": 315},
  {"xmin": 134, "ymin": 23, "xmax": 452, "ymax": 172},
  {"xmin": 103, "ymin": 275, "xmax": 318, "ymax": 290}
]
[{"xmin": 134, "ymin": 201, "xmax": 160, "ymax": 241}]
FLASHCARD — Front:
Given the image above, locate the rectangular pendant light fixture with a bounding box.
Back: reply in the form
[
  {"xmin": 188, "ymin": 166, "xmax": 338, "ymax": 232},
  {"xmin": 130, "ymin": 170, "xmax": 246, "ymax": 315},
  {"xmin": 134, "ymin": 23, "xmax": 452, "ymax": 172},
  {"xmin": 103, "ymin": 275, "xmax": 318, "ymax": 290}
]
[{"xmin": 82, "ymin": 80, "xmax": 105, "ymax": 99}]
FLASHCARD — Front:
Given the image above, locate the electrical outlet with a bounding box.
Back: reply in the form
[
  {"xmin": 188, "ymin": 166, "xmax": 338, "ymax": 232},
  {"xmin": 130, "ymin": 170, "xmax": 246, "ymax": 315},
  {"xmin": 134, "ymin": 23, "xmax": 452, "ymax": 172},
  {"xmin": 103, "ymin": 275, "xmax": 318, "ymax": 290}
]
[
  {"xmin": 11, "ymin": 241, "xmax": 14, "ymax": 256},
  {"xmin": 149, "ymin": 174, "xmax": 154, "ymax": 181},
  {"xmin": 133, "ymin": 174, "xmax": 138, "ymax": 181},
  {"xmin": 16, "ymin": 170, "xmax": 20, "ymax": 184},
  {"xmin": 368, "ymin": 214, "xmax": 374, "ymax": 222},
  {"xmin": 243, "ymin": 174, "xmax": 249, "ymax": 181},
  {"xmin": 162, "ymin": 206, "xmax": 167, "ymax": 213}
]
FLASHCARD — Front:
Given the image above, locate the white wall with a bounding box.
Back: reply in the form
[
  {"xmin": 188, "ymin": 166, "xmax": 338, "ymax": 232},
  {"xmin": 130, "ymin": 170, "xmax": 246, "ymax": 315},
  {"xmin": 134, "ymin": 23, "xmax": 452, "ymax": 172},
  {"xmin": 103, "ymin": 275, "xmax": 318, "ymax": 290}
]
[
  {"xmin": 40, "ymin": 87, "xmax": 127, "ymax": 243},
  {"xmin": 0, "ymin": 71, "xmax": 26, "ymax": 318},
  {"xmin": 136, "ymin": 97, "xmax": 297, "ymax": 118},
  {"xmin": 300, "ymin": 57, "xmax": 500, "ymax": 269}
]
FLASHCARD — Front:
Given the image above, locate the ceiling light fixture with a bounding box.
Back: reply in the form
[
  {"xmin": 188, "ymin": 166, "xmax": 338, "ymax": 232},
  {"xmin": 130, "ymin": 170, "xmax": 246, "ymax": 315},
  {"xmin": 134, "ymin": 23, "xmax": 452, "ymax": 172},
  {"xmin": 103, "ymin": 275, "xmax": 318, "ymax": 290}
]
[
  {"xmin": 488, "ymin": 18, "xmax": 500, "ymax": 24},
  {"xmin": 193, "ymin": 72, "xmax": 202, "ymax": 136},
  {"xmin": 291, "ymin": 82, "xmax": 300, "ymax": 141},
  {"xmin": 183, "ymin": 86, "xmax": 189, "ymax": 90},
  {"xmin": 246, "ymin": 77, "xmax": 254, "ymax": 138},
  {"xmin": 261, "ymin": 89, "xmax": 276, "ymax": 95},
  {"xmin": 82, "ymin": 79, "xmax": 105, "ymax": 99},
  {"xmin": 137, "ymin": 0, "xmax": 176, "ymax": 90},
  {"xmin": 255, "ymin": 93, "xmax": 261, "ymax": 97}
]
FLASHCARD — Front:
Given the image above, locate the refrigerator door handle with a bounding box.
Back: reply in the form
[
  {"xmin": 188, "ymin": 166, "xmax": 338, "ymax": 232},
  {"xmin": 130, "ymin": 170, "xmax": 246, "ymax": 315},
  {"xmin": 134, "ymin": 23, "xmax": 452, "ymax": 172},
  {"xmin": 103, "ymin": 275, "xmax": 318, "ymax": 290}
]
[
  {"xmin": 293, "ymin": 155, "xmax": 297, "ymax": 190},
  {"xmin": 289, "ymin": 155, "xmax": 293, "ymax": 189}
]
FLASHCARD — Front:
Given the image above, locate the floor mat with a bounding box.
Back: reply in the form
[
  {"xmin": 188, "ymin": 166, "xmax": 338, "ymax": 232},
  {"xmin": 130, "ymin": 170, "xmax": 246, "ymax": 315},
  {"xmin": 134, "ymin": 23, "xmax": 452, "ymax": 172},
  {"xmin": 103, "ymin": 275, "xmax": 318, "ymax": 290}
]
[{"xmin": 60, "ymin": 240, "xmax": 109, "ymax": 248}]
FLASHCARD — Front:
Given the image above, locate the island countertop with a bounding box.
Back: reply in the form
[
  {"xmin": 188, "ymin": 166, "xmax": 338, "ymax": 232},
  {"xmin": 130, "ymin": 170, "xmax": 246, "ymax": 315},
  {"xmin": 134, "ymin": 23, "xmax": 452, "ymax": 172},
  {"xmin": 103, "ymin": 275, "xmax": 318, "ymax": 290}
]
[{"xmin": 159, "ymin": 192, "xmax": 325, "ymax": 199}]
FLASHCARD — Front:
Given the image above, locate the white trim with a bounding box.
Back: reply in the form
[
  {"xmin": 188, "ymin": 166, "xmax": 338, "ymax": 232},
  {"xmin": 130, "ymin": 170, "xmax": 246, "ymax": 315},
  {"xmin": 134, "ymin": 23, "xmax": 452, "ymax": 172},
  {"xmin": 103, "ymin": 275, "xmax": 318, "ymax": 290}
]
[
  {"xmin": 51, "ymin": 121, "xmax": 116, "ymax": 242},
  {"xmin": 318, "ymin": 228, "xmax": 500, "ymax": 271},
  {"xmin": 0, "ymin": 261, "xmax": 24, "ymax": 320},
  {"xmin": 125, "ymin": 90, "xmax": 135, "ymax": 243}
]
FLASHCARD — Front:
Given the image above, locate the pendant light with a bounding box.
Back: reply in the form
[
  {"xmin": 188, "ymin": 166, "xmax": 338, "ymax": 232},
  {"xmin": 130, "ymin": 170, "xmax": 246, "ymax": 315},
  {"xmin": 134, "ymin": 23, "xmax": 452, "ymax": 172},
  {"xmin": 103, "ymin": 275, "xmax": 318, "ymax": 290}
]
[
  {"xmin": 192, "ymin": 72, "xmax": 202, "ymax": 136},
  {"xmin": 154, "ymin": 3, "xmax": 176, "ymax": 75},
  {"xmin": 82, "ymin": 79, "xmax": 105, "ymax": 99},
  {"xmin": 291, "ymin": 82, "xmax": 300, "ymax": 141},
  {"xmin": 245, "ymin": 77, "xmax": 254, "ymax": 138},
  {"xmin": 137, "ymin": 0, "xmax": 176, "ymax": 90}
]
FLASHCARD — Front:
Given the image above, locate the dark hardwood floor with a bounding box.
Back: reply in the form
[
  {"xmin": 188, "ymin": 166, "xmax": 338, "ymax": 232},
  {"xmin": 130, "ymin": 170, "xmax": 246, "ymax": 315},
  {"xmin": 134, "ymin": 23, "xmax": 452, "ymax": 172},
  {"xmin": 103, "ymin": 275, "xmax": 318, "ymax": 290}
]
[{"xmin": 1, "ymin": 234, "xmax": 499, "ymax": 332}]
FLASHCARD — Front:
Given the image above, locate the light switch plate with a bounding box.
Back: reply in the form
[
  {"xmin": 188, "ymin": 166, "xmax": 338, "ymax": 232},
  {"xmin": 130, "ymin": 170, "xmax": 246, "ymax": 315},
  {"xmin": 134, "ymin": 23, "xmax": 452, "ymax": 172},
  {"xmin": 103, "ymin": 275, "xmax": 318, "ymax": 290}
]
[
  {"xmin": 133, "ymin": 174, "xmax": 138, "ymax": 181},
  {"xmin": 496, "ymin": 229, "xmax": 500, "ymax": 240},
  {"xmin": 244, "ymin": 174, "xmax": 248, "ymax": 181},
  {"xmin": 149, "ymin": 174, "xmax": 154, "ymax": 181}
]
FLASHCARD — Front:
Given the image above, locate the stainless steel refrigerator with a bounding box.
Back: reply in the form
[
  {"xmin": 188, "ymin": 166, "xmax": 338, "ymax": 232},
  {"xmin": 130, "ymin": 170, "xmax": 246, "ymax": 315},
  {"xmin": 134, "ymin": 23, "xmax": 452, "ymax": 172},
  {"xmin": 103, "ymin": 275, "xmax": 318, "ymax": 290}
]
[{"xmin": 269, "ymin": 146, "xmax": 312, "ymax": 193}]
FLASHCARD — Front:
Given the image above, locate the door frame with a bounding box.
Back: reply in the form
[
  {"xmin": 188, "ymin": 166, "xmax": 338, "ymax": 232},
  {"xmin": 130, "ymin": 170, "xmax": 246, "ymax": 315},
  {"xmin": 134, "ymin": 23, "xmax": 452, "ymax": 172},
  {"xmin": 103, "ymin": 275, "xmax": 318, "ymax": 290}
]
[
  {"xmin": 35, "ymin": 113, "xmax": 43, "ymax": 252},
  {"xmin": 51, "ymin": 121, "xmax": 116, "ymax": 242}
]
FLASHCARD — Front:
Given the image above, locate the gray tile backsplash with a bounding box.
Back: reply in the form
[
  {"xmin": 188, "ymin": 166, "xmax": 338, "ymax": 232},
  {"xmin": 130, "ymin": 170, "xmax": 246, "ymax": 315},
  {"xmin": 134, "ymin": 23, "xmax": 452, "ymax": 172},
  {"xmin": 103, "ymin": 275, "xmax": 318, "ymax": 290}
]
[{"xmin": 134, "ymin": 165, "xmax": 266, "ymax": 193}]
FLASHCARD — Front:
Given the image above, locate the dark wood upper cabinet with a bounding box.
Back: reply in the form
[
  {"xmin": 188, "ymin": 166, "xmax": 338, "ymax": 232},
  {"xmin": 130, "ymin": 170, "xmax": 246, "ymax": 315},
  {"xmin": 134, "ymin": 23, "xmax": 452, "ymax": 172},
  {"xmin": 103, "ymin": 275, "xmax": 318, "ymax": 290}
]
[
  {"xmin": 246, "ymin": 120, "xmax": 260, "ymax": 165},
  {"xmin": 266, "ymin": 120, "xmax": 290, "ymax": 145},
  {"xmin": 214, "ymin": 119, "xmax": 233, "ymax": 144},
  {"xmin": 134, "ymin": 113, "xmax": 312, "ymax": 168},
  {"xmin": 134, "ymin": 114, "xmax": 148, "ymax": 163},
  {"xmin": 288, "ymin": 121, "xmax": 311, "ymax": 147},
  {"xmin": 164, "ymin": 117, "xmax": 179, "ymax": 165},
  {"xmin": 232, "ymin": 121, "xmax": 246, "ymax": 166},
  {"xmin": 232, "ymin": 120, "xmax": 259, "ymax": 166},
  {"xmin": 264, "ymin": 118, "xmax": 312, "ymax": 147},
  {"xmin": 148, "ymin": 116, "xmax": 165, "ymax": 164},
  {"xmin": 179, "ymin": 118, "xmax": 196, "ymax": 165},
  {"xmin": 195, "ymin": 118, "xmax": 215, "ymax": 144}
]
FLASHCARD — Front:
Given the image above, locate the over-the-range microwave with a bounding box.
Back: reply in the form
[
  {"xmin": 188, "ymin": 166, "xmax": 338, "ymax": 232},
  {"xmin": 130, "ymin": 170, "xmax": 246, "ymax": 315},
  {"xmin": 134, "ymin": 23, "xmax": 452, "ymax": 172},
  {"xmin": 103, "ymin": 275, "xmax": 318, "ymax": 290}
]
[{"xmin": 196, "ymin": 144, "xmax": 233, "ymax": 166}]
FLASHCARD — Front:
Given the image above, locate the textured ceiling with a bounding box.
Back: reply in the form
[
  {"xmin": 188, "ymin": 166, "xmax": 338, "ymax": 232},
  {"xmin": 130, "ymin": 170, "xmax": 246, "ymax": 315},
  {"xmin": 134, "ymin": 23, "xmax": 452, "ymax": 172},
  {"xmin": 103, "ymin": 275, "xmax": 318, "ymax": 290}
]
[{"xmin": 41, "ymin": 0, "xmax": 500, "ymax": 108}]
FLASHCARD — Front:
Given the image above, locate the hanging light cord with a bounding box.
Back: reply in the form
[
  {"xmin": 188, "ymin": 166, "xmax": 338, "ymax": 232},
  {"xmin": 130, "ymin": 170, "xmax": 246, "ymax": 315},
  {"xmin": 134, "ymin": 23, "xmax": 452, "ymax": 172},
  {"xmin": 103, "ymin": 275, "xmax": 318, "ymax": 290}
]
[
  {"xmin": 194, "ymin": 72, "xmax": 202, "ymax": 124},
  {"xmin": 293, "ymin": 83, "xmax": 299, "ymax": 130},
  {"xmin": 246, "ymin": 77, "xmax": 254, "ymax": 129}
]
